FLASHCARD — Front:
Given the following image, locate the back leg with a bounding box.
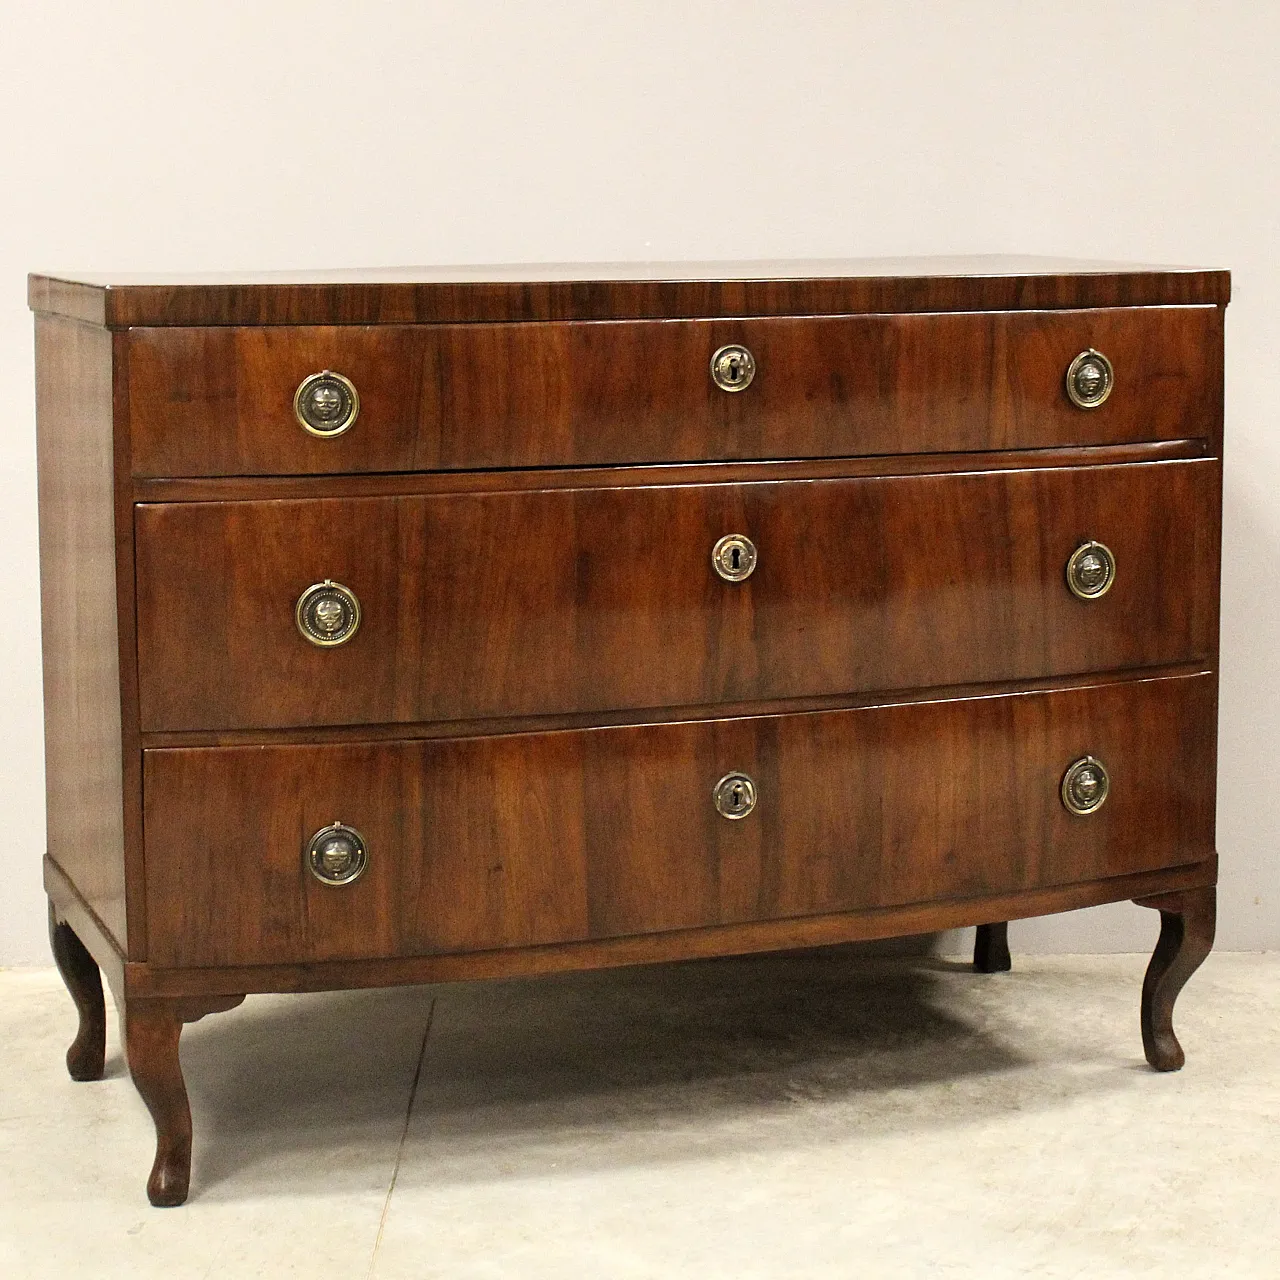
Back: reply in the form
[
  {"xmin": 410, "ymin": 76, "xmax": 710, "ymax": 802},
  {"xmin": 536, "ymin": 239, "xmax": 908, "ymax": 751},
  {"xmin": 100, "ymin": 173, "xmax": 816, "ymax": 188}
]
[
  {"xmin": 48, "ymin": 901, "xmax": 107, "ymax": 1082},
  {"xmin": 973, "ymin": 922, "xmax": 1012, "ymax": 973}
]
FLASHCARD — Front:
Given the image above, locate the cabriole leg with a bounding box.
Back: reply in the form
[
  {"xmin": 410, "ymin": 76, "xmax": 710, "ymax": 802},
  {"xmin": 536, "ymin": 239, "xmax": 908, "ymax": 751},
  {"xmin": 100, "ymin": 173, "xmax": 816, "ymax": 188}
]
[
  {"xmin": 48, "ymin": 901, "xmax": 106, "ymax": 1082},
  {"xmin": 1134, "ymin": 885, "xmax": 1215, "ymax": 1072},
  {"xmin": 973, "ymin": 922, "xmax": 1012, "ymax": 973},
  {"xmin": 123, "ymin": 994, "xmax": 244, "ymax": 1207}
]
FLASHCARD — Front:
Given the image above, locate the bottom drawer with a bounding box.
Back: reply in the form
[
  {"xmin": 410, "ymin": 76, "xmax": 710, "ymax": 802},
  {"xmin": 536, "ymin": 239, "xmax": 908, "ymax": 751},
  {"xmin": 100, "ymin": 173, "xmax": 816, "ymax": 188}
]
[{"xmin": 142, "ymin": 672, "xmax": 1216, "ymax": 968}]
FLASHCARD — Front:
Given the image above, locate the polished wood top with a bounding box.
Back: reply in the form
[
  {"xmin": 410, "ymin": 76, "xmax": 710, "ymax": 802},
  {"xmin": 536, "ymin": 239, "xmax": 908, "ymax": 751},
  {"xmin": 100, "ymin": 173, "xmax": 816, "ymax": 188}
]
[{"xmin": 28, "ymin": 256, "xmax": 1230, "ymax": 328}]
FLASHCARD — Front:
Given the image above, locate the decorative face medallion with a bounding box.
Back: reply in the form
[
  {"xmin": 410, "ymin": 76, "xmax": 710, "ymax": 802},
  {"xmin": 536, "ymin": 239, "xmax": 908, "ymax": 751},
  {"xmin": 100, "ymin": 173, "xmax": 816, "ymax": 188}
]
[
  {"xmin": 1076, "ymin": 551, "xmax": 1106, "ymax": 589},
  {"xmin": 1074, "ymin": 361, "xmax": 1105, "ymax": 400},
  {"xmin": 295, "ymin": 580, "xmax": 361, "ymax": 646},
  {"xmin": 294, "ymin": 371, "xmax": 359, "ymax": 436},
  {"xmin": 313, "ymin": 596, "xmax": 346, "ymax": 634},
  {"xmin": 1065, "ymin": 349, "xmax": 1114, "ymax": 409},
  {"xmin": 307, "ymin": 384, "xmax": 345, "ymax": 423},
  {"xmin": 306, "ymin": 823, "xmax": 368, "ymax": 885},
  {"xmin": 318, "ymin": 835, "xmax": 356, "ymax": 877},
  {"xmin": 1066, "ymin": 540, "xmax": 1116, "ymax": 600},
  {"xmin": 1062, "ymin": 756, "xmax": 1110, "ymax": 815},
  {"xmin": 1074, "ymin": 768, "xmax": 1100, "ymax": 803}
]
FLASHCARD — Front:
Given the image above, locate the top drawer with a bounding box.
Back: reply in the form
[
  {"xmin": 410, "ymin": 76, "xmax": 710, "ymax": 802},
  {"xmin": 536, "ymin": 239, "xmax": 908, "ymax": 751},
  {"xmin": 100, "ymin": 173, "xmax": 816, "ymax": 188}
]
[{"xmin": 126, "ymin": 307, "xmax": 1221, "ymax": 477}]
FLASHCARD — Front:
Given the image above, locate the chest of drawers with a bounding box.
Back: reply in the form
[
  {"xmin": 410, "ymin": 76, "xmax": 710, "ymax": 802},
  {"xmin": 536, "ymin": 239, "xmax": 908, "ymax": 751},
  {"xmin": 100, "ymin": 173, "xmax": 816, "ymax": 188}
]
[{"xmin": 31, "ymin": 258, "xmax": 1228, "ymax": 1205}]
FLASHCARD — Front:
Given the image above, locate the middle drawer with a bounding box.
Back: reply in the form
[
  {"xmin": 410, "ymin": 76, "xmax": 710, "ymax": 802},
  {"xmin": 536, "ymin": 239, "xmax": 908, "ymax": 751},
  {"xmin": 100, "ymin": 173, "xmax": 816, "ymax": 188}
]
[{"xmin": 135, "ymin": 458, "xmax": 1218, "ymax": 733}]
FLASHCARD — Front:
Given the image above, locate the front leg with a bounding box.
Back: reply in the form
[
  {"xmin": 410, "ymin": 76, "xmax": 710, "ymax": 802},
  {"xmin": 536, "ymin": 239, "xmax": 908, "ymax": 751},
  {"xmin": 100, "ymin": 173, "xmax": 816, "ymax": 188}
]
[
  {"xmin": 48, "ymin": 901, "xmax": 106, "ymax": 1082},
  {"xmin": 1133, "ymin": 886, "xmax": 1215, "ymax": 1072},
  {"xmin": 123, "ymin": 994, "xmax": 244, "ymax": 1206}
]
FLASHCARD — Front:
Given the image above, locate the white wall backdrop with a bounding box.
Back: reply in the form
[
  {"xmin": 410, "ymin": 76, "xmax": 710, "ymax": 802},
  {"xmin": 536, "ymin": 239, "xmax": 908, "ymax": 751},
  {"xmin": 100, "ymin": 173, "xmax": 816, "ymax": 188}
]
[{"xmin": 2, "ymin": 2, "xmax": 1276, "ymax": 964}]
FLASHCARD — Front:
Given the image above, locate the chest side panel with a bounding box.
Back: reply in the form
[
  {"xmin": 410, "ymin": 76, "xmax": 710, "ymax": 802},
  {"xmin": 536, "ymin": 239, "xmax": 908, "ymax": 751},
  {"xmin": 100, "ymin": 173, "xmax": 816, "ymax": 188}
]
[{"xmin": 34, "ymin": 317, "xmax": 129, "ymax": 950}]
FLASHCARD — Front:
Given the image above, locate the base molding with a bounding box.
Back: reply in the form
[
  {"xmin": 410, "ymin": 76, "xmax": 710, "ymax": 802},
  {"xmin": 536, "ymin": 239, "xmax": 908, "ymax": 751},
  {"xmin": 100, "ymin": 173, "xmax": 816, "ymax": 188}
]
[{"xmin": 91, "ymin": 856, "xmax": 1219, "ymax": 1000}]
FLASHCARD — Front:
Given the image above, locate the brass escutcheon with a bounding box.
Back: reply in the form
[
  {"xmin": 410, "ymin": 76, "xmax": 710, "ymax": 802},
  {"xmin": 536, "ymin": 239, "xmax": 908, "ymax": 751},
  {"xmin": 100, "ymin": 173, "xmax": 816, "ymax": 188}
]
[
  {"xmin": 713, "ymin": 771, "xmax": 757, "ymax": 820},
  {"xmin": 294, "ymin": 370, "xmax": 360, "ymax": 437},
  {"xmin": 1065, "ymin": 349, "xmax": 1114, "ymax": 410},
  {"xmin": 306, "ymin": 822, "xmax": 369, "ymax": 886},
  {"xmin": 712, "ymin": 533, "xmax": 758, "ymax": 583},
  {"xmin": 710, "ymin": 343, "xmax": 756, "ymax": 392},
  {"xmin": 1066, "ymin": 540, "xmax": 1116, "ymax": 600},
  {"xmin": 1061, "ymin": 756, "xmax": 1110, "ymax": 816},
  {"xmin": 295, "ymin": 579, "xmax": 361, "ymax": 647}
]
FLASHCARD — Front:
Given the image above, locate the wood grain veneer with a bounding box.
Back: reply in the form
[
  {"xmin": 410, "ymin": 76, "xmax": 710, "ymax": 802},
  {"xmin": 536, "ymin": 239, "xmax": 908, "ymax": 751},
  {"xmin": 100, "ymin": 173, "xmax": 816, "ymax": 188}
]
[
  {"xmin": 125, "ymin": 307, "xmax": 1220, "ymax": 476},
  {"xmin": 134, "ymin": 459, "xmax": 1218, "ymax": 732},
  {"xmin": 141, "ymin": 672, "xmax": 1216, "ymax": 969},
  {"xmin": 29, "ymin": 256, "xmax": 1231, "ymax": 328},
  {"xmin": 34, "ymin": 317, "xmax": 129, "ymax": 949}
]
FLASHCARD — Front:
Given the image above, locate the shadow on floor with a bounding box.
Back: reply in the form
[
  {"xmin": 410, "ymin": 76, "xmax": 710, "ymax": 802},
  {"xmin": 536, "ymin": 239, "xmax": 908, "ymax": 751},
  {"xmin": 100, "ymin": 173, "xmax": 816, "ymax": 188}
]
[{"xmin": 168, "ymin": 943, "xmax": 1149, "ymax": 1195}]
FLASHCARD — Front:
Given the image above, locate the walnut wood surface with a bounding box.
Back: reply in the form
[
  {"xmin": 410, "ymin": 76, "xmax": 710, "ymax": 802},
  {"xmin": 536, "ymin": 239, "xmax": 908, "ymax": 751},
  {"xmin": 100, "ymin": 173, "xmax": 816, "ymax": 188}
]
[
  {"xmin": 122, "ymin": 859, "xmax": 1214, "ymax": 998},
  {"xmin": 48, "ymin": 903, "xmax": 106, "ymax": 1081},
  {"xmin": 122, "ymin": 993, "xmax": 245, "ymax": 1206},
  {"xmin": 122, "ymin": 999, "xmax": 187, "ymax": 1206},
  {"xmin": 141, "ymin": 672, "xmax": 1216, "ymax": 969},
  {"xmin": 125, "ymin": 307, "xmax": 1221, "ymax": 477},
  {"xmin": 1135, "ymin": 885, "xmax": 1216, "ymax": 1071},
  {"xmin": 28, "ymin": 258, "xmax": 1230, "ymax": 328},
  {"xmin": 34, "ymin": 317, "xmax": 130, "ymax": 949},
  {"xmin": 134, "ymin": 459, "xmax": 1218, "ymax": 733}
]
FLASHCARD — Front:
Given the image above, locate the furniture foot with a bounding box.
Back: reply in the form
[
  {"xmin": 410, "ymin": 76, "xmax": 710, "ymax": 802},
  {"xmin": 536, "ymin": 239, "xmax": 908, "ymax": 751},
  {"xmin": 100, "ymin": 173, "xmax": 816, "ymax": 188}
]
[
  {"xmin": 973, "ymin": 922, "xmax": 1011, "ymax": 973},
  {"xmin": 48, "ymin": 901, "xmax": 106, "ymax": 1082},
  {"xmin": 1133, "ymin": 885, "xmax": 1215, "ymax": 1072},
  {"xmin": 122, "ymin": 994, "xmax": 245, "ymax": 1206}
]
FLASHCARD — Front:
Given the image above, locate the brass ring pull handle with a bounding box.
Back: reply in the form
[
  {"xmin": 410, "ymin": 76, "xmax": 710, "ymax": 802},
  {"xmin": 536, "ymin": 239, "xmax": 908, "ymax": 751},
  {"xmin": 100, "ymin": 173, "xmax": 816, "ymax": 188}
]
[
  {"xmin": 713, "ymin": 772, "xmax": 757, "ymax": 819},
  {"xmin": 712, "ymin": 534, "xmax": 757, "ymax": 582},
  {"xmin": 306, "ymin": 822, "xmax": 369, "ymax": 885},
  {"xmin": 1065, "ymin": 349, "xmax": 1114, "ymax": 409},
  {"xmin": 296, "ymin": 580, "xmax": 361, "ymax": 647},
  {"xmin": 710, "ymin": 344, "xmax": 756, "ymax": 392},
  {"xmin": 1061, "ymin": 756, "xmax": 1110, "ymax": 816},
  {"xmin": 294, "ymin": 370, "xmax": 360, "ymax": 436},
  {"xmin": 1066, "ymin": 540, "xmax": 1116, "ymax": 600}
]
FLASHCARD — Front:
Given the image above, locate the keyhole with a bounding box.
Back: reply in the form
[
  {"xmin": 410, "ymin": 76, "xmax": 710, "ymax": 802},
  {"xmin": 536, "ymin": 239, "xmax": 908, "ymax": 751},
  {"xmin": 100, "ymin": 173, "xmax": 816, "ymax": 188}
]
[
  {"xmin": 730, "ymin": 784, "xmax": 744, "ymax": 810},
  {"xmin": 730, "ymin": 546, "xmax": 741, "ymax": 571}
]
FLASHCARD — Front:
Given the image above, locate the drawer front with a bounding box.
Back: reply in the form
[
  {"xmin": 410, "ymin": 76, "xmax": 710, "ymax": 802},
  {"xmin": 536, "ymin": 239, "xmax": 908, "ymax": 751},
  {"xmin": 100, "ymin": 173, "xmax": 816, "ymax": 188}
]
[
  {"xmin": 142, "ymin": 673, "xmax": 1217, "ymax": 968},
  {"xmin": 135, "ymin": 459, "xmax": 1219, "ymax": 733},
  {"xmin": 127, "ymin": 307, "xmax": 1221, "ymax": 477}
]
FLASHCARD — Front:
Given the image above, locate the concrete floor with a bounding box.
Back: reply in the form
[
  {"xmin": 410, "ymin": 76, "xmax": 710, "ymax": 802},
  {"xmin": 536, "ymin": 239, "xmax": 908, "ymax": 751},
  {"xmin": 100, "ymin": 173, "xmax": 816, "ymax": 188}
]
[{"xmin": 0, "ymin": 946, "xmax": 1275, "ymax": 1279}]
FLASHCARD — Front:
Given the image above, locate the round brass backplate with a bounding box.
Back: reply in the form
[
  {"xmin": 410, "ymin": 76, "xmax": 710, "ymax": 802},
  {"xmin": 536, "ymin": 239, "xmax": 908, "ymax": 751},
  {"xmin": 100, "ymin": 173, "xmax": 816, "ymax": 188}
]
[
  {"xmin": 1065, "ymin": 349, "xmax": 1114, "ymax": 410},
  {"xmin": 306, "ymin": 822, "xmax": 369, "ymax": 886},
  {"xmin": 295, "ymin": 579, "xmax": 362, "ymax": 647},
  {"xmin": 712, "ymin": 534, "xmax": 758, "ymax": 583},
  {"xmin": 713, "ymin": 771, "xmax": 758, "ymax": 820},
  {"xmin": 294, "ymin": 370, "xmax": 360, "ymax": 437},
  {"xmin": 1061, "ymin": 756, "xmax": 1110, "ymax": 816},
  {"xmin": 1065, "ymin": 540, "xmax": 1116, "ymax": 600},
  {"xmin": 710, "ymin": 344, "xmax": 756, "ymax": 392}
]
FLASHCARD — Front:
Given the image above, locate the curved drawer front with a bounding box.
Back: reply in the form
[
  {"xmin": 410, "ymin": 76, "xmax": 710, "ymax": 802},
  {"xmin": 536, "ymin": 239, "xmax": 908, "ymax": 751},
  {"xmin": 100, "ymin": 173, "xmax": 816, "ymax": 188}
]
[
  {"xmin": 127, "ymin": 307, "xmax": 1221, "ymax": 477},
  {"xmin": 134, "ymin": 459, "xmax": 1219, "ymax": 732},
  {"xmin": 141, "ymin": 672, "xmax": 1217, "ymax": 968}
]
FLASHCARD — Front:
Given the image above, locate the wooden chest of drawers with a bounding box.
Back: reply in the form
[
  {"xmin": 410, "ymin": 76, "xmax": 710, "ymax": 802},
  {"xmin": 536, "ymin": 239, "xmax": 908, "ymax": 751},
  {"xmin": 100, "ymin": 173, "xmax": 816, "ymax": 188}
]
[{"xmin": 30, "ymin": 258, "xmax": 1228, "ymax": 1205}]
